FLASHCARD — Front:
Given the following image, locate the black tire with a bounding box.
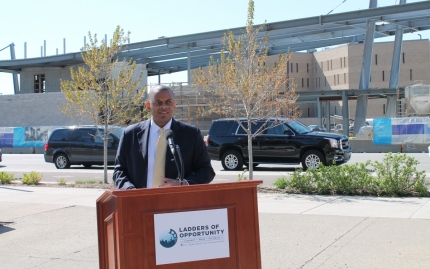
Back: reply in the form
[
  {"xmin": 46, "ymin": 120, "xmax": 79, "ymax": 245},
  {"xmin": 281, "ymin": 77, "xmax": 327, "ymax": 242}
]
[
  {"xmin": 54, "ymin": 153, "xmax": 70, "ymax": 169},
  {"xmin": 221, "ymin": 150, "xmax": 243, "ymax": 171},
  {"xmin": 301, "ymin": 150, "xmax": 325, "ymax": 170},
  {"xmin": 83, "ymin": 164, "xmax": 92, "ymax": 168}
]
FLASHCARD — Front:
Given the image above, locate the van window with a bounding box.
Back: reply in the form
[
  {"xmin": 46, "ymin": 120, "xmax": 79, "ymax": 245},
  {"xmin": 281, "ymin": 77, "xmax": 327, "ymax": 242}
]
[
  {"xmin": 94, "ymin": 132, "xmax": 115, "ymax": 143},
  {"xmin": 50, "ymin": 129, "xmax": 71, "ymax": 141},
  {"xmin": 71, "ymin": 129, "xmax": 95, "ymax": 142}
]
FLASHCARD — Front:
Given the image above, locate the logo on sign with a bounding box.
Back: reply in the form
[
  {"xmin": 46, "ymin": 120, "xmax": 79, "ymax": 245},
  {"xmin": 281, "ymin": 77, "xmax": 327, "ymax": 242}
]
[{"xmin": 159, "ymin": 229, "xmax": 178, "ymax": 248}]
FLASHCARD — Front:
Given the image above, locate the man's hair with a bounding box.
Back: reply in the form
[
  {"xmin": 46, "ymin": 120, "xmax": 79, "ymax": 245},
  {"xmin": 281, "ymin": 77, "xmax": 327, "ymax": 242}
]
[{"xmin": 149, "ymin": 84, "xmax": 175, "ymax": 101}]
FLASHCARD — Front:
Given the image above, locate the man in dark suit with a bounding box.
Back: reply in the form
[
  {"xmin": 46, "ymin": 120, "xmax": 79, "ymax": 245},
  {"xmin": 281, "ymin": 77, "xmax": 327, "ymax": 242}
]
[{"xmin": 113, "ymin": 84, "xmax": 215, "ymax": 189}]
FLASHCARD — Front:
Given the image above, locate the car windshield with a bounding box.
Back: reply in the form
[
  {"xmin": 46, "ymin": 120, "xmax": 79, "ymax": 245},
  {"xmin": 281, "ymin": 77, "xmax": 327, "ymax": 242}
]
[{"xmin": 288, "ymin": 120, "xmax": 311, "ymax": 134}]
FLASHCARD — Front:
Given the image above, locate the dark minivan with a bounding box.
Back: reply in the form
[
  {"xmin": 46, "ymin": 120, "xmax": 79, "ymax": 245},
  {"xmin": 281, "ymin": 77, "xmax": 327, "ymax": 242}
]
[
  {"xmin": 44, "ymin": 127, "xmax": 120, "ymax": 169},
  {"xmin": 206, "ymin": 118, "xmax": 352, "ymax": 170}
]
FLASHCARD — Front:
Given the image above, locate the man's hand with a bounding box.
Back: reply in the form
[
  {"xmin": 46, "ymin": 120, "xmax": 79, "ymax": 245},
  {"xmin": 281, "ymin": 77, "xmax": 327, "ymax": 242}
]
[{"xmin": 158, "ymin": 178, "xmax": 188, "ymax": 187}]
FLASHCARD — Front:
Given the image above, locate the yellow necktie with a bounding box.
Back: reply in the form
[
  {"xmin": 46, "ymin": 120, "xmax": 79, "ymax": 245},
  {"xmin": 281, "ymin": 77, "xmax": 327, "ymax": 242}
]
[{"xmin": 153, "ymin": 128, "xmax": 166, "ymax": 187}]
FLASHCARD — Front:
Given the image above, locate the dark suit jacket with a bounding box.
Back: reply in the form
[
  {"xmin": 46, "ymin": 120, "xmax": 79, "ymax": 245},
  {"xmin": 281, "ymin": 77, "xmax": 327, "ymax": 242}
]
[{"xmin": 113, "ymin": 118, "xmax": 215, "ymax": 189}]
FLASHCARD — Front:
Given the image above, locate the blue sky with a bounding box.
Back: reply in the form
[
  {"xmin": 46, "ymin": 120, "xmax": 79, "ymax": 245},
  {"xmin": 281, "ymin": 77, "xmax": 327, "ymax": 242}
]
[{"xmin": 0, "ymin": 0, "xmax": 428, "ymax": 95}]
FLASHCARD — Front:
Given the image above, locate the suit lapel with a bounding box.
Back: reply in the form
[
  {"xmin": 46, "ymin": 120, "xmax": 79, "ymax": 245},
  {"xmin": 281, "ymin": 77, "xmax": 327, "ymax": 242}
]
[{"xmin": 137, "ymin": 120, "xmax": 150, "ymax": 160}]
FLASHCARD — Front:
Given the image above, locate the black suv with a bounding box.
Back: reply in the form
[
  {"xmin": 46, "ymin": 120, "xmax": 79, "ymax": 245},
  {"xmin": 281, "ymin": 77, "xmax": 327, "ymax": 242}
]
[
  {"xmin": 206, "ymin": 118, "xmax": 352, "ymax": 170},
  {"xmin": 44, "ymin": 127, "xmax": 120, "ymax": 169}
]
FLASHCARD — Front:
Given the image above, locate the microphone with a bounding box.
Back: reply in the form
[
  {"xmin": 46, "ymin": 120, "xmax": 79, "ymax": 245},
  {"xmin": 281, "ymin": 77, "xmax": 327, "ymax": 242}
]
[
  {"xmin": 165, "ymin": 129, "xmax": 175, "ymax": 155},
  {"xmin": 165, "ymin": 129, "xmax": 182, "ymax": 184}
]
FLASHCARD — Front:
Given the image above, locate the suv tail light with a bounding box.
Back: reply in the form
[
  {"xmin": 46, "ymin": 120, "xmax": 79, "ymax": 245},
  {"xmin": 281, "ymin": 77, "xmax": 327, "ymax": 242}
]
[
  {"xmin": 44, "ymin": 142, "xmax": 49, "ymax": 151},
  {"xmin": 205, "ymin": 135, "xmax": 210, "ymax": 147}
]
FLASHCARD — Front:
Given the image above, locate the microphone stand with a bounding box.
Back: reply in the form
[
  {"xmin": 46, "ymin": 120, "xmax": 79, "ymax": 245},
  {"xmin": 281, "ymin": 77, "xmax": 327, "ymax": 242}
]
[
  {"xmin": 170, "ymin": 147, "xmax": 181, "ymax": 184},
  {"xmin": 176, "ymin": 145, "xmax": 184, "ymax": 185}
]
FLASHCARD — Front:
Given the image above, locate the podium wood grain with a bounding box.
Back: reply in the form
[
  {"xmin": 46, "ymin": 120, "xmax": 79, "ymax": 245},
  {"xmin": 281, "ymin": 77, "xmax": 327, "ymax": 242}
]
[{"xmin": 96, "ymin": 180, "xmax": 262, "ymax": 269}]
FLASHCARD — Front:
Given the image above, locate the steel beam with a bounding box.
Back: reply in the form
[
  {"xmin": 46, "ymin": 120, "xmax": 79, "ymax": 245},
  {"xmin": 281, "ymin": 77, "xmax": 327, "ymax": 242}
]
[{"xmin": 386, "ymin": 0, "xmax": 407, "ymax": 118}]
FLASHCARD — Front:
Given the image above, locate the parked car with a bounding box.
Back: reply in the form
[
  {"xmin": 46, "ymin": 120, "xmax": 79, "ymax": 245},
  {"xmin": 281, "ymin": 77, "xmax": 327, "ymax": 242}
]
[
  {"xmin": 44, "ymin": 127, "xmax": 120, "ymax": 169},
  {"xmin": 206, "ymin": 118, "xmax": 352, "ymax": 170},
  {"xmin": 307, "ymin": 125, "xmax": 326, "ymax": 132}
]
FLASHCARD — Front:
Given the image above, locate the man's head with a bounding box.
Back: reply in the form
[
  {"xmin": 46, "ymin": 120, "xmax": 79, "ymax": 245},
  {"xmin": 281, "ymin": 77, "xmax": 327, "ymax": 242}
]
[{"xmin": 146, "ymin": 85, "xmax": 177, "ymax": 127}]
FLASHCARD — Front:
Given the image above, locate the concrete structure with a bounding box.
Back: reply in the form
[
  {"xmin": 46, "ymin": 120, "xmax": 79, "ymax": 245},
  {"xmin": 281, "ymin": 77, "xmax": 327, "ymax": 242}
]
[
  {"xmin": 1, "ymin": 1, "xmax": 430, "ymax": 133},
  {"xmin": 284, "ymin": 39, "xmax": 430, "ymax": 121}
]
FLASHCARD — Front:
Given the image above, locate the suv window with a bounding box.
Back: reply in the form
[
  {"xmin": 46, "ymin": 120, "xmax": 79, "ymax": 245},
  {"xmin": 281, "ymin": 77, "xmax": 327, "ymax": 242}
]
[
  {"xmin": 50, "ymin": 129, "xmax": 71, "ymax": 141},
  {"xmin": 267, "ymin": 122, "xmax": 290, "ymax": 135},
  {"xmin": 237, "ymin": 121, "xmax": 265, "ymax": 135},
  {"xmin": 209, "ymin": 120, "xmax": 237, "ymax": 136},
  {"xmin": 288, "ymin": 120, "xmax": 311, "ymax": 134},
  {"xmin": 71, "ymin": 129, "xmax": 95, "ymax": 142}
]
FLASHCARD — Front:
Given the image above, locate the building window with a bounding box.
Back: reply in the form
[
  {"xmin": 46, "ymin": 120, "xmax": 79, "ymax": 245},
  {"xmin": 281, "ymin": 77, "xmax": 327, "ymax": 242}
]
[
  {"xmin": 307, "ymin": 63, "xmax": 309, "ymax": 73},
  {"xmin": 375, "ymin": 54, "xmax": 378, "ymax": 65},
  {"xmin": 410, "ymin": 69, "xmax": 413, "ymax": 80},
  {"xmin": 302, "ymin": 78, "xmax": 304, "ymax": 87},
  {"xmin": 319, "ymin": 77, "xmax": 321, "ymax": 87},
  {"xmin": 382, "ymin": 70, "xmax": 385, "ymax": 81},
  {"xmin": 403, "ymin": 53, "xmax": 405, "ymax": 64},
  {"xmin": 291, "ymin": 63, "xmax": 293, "ymax": 73},
  {"xmin": 383, "ymin": 104, "xmax": 386, "ymax": 115},
  {"xmin": 307, "ymin": 78, "xmax": 309, "ymax": 88},
  {"xmin": 330, "ymin": 60, "xmax": 332, "ymax": 70},
  {"xmin": 344, "ymin": 57, "xmax": 346, "ymax": 67},
  {"xmin": 296, "ymin": 63, "xmax": 299, "ymax": 73},
  {"xmin": 344, "ymin": 73, "xmax": 346, "ymax": 84},
  {"xmin": 327, "ymin": 60, "xmax": 329, "ymax": 70},
  {"xmin": 321, "ymin": 62, "xmax": 323, "ymax": 71},
  {"xmin": 340, "ymin": 58, "xmax": 342, "ymax": 68},
  {"xmin": 34, "ymin": 74, "xmax": 45, "ymax": 93}
]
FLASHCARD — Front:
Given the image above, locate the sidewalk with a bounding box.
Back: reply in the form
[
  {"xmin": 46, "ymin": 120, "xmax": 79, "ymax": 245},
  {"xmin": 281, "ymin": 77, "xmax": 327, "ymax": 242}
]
[{"xmin": 0, "ymin": 186, "xmax": 429, "ymax": 269}]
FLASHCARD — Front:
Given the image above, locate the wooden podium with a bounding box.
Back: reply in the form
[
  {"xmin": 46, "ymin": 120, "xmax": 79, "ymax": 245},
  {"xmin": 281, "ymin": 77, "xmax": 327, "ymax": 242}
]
[{"xmin": 96, "ymin": 180, "xmax": 262, "ymax": 269}]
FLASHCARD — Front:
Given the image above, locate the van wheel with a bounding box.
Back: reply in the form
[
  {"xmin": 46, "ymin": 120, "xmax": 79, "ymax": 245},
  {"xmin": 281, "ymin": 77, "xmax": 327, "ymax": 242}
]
[
  {"xmin": 302, "ymin": 150, "xmax": 325, "ymax": 170},
  {"xmin": 55, "ymin": 153, "xmax": 70, "ymax": 169},
  {"xmin": 221, "ymin": 150, "xmax": 243, "ymax": 170}
]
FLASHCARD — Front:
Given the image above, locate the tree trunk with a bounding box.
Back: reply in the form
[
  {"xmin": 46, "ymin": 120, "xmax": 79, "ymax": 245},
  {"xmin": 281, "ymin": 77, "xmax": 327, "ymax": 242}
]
[
  {"xmin": 103, "ymin": 92, "xmax": 108, "ymax": 184},
  {"xmin": 248, "ymin": 134, "xmax": 254, "ymax": 179}
]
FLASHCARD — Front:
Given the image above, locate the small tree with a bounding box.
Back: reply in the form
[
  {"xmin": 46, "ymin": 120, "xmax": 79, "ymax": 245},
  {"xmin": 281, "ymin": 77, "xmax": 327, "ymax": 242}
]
[
  {"xmin": 193, "ymin": 0, "xmax": 299, "ymax": 179},
  {"xmin": 60, "ymin": 26, "xmax": 146, "ymax": 183}
]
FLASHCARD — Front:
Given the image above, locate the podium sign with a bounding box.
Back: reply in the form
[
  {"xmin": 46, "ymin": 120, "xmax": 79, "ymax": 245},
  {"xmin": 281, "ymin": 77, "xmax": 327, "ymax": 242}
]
[
  {"xmin": 154, "ymin": 208, "xmax": 229, "ymax": 265},
  {"xmin": 96, "ymin": 180, "xmax": 262, "ymax": 269}
]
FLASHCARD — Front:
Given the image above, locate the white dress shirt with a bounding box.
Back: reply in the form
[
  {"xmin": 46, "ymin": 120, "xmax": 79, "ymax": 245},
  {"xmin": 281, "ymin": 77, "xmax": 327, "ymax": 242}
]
[{"xmin": 146, "ymin": 118, "xmax": 172, "ymax": 188}]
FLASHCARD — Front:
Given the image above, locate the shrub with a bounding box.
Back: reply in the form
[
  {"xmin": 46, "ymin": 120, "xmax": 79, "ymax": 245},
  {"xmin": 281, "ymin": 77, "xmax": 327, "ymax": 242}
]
[
  {"xmin": 372, "ymin": 153, "xmax": 428, "ymax": 197},
  {"xmin": 58, "ymin": 178, "xmax": 67, "ymax": 185},
  {"xmin": 237, "ymin": 169, "xmax": 248, "ymax": 181},
  {"xmin": 75, "ymin": 179, "xmax": 103, "ymax": 184},
  {"xmin": 274, "ymin": 153, "xmax": 429, "ymax": 197},
  {"xmin": 0, "ymin": 172, "xmax": 14, "ymax": 184},
  {"xmin": 22, "ymin": 171, "xmax": 43, "ymax": 185}
]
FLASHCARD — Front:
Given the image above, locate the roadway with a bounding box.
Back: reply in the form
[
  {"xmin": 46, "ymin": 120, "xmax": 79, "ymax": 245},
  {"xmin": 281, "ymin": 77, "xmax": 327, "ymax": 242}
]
[{"xmin": 1, "ymin": 153, "xmax": 430, "ymax": 188}]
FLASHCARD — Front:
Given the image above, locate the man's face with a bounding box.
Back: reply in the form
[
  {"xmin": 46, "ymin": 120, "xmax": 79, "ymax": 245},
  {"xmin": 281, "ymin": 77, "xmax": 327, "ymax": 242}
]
[{"xmin": 145, "ymin": 89, "xmax": 176, "ymax": 127}]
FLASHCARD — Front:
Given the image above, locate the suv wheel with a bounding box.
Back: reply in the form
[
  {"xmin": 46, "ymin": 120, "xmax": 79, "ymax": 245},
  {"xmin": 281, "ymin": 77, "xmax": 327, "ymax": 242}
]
[
  {"xmin": 55, "ymin": 153, "xmax": 70, "ymax": 169},
  {"xmin": 302, "ymin": 150, "xmax": 325, "ymax": 170},
  {"xmin": 221, "ymin": 150, "xmax": 243, "ymax": 170}
]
